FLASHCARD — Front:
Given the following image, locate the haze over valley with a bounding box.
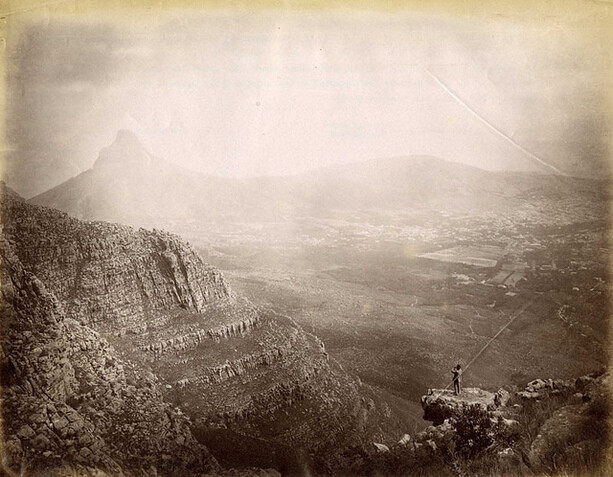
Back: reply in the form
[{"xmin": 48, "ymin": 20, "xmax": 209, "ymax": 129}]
[
  {"xmin": 29, "ymin": 130, "xmax": 610, "ymax": 433},
  {"xmin": 2, "ymin": 3, "xmax": 611, "ymax": 476}
]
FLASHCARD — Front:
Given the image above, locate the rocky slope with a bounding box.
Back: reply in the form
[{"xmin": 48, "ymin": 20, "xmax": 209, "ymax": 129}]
[
  {"xmin": 0, "ymin": 232, "xmax": 218, "ymax": 475},
  {"xmin": 4, "ymin": 182, "xmax": 231, "ymax": 332},
  {"xmin": 351, "ymin": 370, "xmax": 611, "ymax": 476},
  {"xmin": 1, "ymin": 183, "xmax": 406, "ymax": 474}
]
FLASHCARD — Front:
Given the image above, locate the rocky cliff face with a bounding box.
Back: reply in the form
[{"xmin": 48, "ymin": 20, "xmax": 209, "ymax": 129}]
[
  {"xmin": 3, "ymin": 185, "xmax": 231, "ymax": 332},
  {"xmin": 0, "ymin": 235, "xmax": 218, "ymax": 476},
  {"xmin": 1, "ymin": 183, "xmax": 402, "ymax": 474}
]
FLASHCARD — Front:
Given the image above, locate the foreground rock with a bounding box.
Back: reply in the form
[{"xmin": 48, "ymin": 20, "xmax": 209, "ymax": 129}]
[
  {"xmin": 421, "ymin": 387, "xmax": 510, "ymax": 425},
  {"xmin": 332, "ymin": 370, "xmax": 610, "ymax": 476},
  {"xmin": 0, "ymin": 236, "xmax": 218, "ymax": 475},
  {"xmin": 365, "ymin": 370, "xmax": 611, "ymax": 476},
  {"xmin": 526, "ymin": 371, "xmax": 611, "ymax": 474}
]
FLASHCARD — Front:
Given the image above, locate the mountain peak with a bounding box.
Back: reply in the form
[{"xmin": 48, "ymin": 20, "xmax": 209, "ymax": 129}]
[
  {"xmin": 94, "ymin": 130, "xmax": 150, "ymax": 169},
  {"xmin": 114, "ymin": 129, "xmax": 142, "ymax": 148}
]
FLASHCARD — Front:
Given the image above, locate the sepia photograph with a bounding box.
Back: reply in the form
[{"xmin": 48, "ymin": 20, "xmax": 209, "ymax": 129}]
[{"xmin": 0, "ymin": 0, "xmax": 611, "ymax": 475}]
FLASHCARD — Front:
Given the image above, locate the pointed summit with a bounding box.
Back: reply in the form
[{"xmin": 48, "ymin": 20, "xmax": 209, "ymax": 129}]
[
  {"xmin": 94, "ymin": 130, "xmax": 150, "ymax": 169},
  {"xmin": 113, "ymin": 129, "xmax": 142, "ymax": 148}
]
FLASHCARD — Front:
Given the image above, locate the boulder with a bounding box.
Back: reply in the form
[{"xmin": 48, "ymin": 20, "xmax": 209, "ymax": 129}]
[
  {"xmin": 528, "ymin": 403, "xmax": 589, "ymax": 470},
  {"xmin": 421, "ymin": 388, "xmax": 505, "ymax": 425},
  {"xmin": 494, "ymin": 388, "xmax": 510, "ymax": 407},
  {"xmin": 373, "ymin": 443, "xmax": 390, "ymax": 453},
  {"xmin": 17, "ymin": 425, "xmax": 36, "ymax": 440},
  {"xmin": 397, "ymin": 434, "xmax": 411, "ymax": 447}
]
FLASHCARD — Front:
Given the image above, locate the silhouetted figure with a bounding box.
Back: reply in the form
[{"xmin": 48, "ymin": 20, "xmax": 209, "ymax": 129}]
[{"xmin": 452, "ymin": 364, "xmax": 462, "ymax": 395}]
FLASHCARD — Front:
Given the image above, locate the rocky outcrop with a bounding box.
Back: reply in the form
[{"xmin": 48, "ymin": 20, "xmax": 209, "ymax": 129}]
[
  {"xmin": 516, "ymin": 374, "xmax": 603, "ymax": 401},
  {"xmin": 175, "ymin": 339, "xmax": 295, "ymax": 386},
  {"xmin": 373, "ymin": 370, "xmax": 611, "ymax": 476},
  {"xmin": 139, "ymin": 307, "xmax": 261, "ymax": 359},
  {"xmin": 2, "ymin": 183, "xmax": 231, "ymax": 332},
  {"xmin": 0, "ymin": 237, "xmax": 218, "ymax": 476},
  {"xmin": 526, "ymin": 370, "xmax": 611, "ymax": 474},
  {"xmin": 528, "ymin": 404, "xmax": 592, "ymax": 468},
  {"xmin": 420, "ymin": 387, "xmax": 510, "ymax": 425}
]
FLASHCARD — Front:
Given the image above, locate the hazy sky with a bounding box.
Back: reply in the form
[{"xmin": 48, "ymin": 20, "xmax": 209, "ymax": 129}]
[{"xmin": 3, "ymin": 2, "xmax": 612, "ymax": 196}]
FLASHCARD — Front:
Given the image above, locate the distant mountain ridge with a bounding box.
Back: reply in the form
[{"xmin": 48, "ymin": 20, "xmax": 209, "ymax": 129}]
[{"xmin": 30, "ymin": 130, "xmax": 606, "ymax": 225}]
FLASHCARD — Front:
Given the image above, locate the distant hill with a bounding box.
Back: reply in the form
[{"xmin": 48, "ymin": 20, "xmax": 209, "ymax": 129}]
[
  {"xmin": 29, "ymin": 130, "xmax": 259, "ymax": 223},
  {"xmin": 30, "ymin": 130, "xmax": 606, "ymax": 225}
]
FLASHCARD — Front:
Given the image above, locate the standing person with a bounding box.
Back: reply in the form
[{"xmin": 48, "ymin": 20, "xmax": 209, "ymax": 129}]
[{"xmin": 452, "ymin": 364, "xmax": 462, "ymax": 395}]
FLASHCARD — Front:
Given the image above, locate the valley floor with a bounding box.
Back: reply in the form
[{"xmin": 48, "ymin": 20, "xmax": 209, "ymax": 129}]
[{"xmin": 170, "ymin": 211, "xmax": 609, "ymax": 441}]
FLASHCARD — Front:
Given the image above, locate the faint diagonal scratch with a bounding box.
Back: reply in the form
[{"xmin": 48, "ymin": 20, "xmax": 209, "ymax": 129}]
[{"xmin": 424, "ymin": 67, "xmax": 566, "ymax": 176}]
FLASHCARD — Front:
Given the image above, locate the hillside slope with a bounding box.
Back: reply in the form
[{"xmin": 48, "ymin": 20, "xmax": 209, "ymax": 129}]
[
  {"xmin": 2, "ymin": 183, "xmax": 408, "ymax": 474},
  {"xmin": 0, "ymin": 228, "xmax": 219, "ymax": 475}
]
